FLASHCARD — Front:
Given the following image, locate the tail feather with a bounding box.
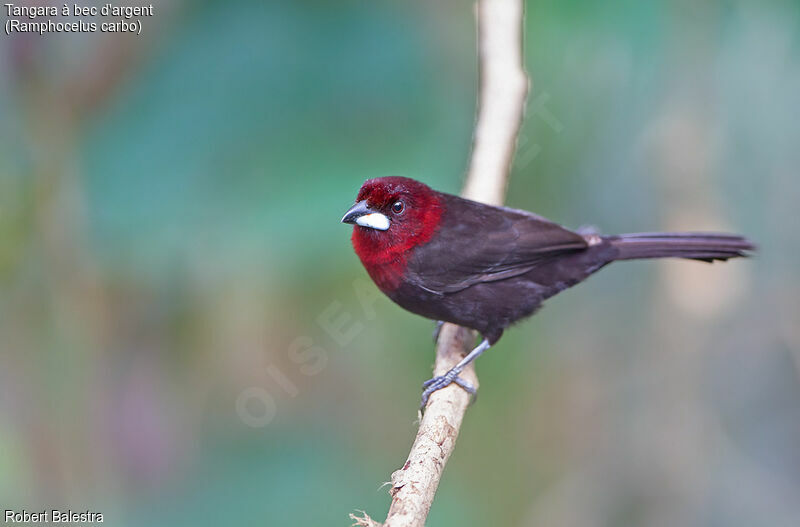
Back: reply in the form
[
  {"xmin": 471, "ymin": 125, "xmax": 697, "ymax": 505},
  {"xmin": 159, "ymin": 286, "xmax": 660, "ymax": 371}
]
[{"xmin": 608, "ymin": 232, "xmax": 756, "ymax": 263}]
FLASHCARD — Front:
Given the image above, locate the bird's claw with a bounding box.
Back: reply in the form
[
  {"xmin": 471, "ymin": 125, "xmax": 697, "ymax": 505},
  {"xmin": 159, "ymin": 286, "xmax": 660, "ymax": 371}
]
[{"xmin": 420, "ymin": 370, "xmax": 477, "ymax": 410}]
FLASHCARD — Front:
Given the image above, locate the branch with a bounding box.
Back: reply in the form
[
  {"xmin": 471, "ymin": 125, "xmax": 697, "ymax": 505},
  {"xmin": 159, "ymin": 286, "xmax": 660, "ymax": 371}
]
[
  {"xmin": 352, "ymin": 1, "xmax": 528, "ymax": 526},
  {"xmin": 463, "ymin": 0, "xmax": 529, "ymax": 206}
]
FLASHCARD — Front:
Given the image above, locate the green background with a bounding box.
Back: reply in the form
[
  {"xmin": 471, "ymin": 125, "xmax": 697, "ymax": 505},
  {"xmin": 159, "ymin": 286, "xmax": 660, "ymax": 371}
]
[{"xmin": 1, "ymin": 1, "xmax": 799, "ymax": 525}]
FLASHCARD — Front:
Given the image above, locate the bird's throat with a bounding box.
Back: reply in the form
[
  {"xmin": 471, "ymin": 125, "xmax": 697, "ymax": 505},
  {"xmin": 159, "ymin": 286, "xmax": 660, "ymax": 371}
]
[{"xmin": 351, "ymin": 228, "xmax": 410, "ymax": 293}]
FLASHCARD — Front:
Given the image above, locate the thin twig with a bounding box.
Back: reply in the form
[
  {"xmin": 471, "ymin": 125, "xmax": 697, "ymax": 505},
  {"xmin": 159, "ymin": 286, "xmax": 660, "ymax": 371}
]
[{"xmin": 352, "ymin": 1, "xmax": 528, "ymax": 525}]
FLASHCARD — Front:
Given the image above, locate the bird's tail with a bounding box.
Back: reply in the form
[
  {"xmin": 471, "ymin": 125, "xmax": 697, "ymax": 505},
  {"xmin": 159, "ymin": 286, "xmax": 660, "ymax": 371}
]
[{"xmin": 608, "ymin": 232, "xmax": 755, "ymax": 263}]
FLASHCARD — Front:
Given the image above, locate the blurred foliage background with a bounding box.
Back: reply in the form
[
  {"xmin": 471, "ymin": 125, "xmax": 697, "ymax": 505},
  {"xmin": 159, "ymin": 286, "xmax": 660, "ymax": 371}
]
[{"xmin": 1, "ymin": 0, "xmax": 799, "ymax": 525}]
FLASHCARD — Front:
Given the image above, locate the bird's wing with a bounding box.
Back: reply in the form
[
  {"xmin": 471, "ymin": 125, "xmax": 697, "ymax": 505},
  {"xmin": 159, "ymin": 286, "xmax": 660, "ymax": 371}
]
[{"xmin": 405, "ymin": 194, "xmax": 589, "ymax": 294}]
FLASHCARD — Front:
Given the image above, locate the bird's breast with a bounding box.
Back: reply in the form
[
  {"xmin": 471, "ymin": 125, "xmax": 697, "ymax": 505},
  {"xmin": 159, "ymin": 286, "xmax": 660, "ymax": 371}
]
[{"xmin": 361, "ymin": 257, "xmax": 407, "ymax": 294}]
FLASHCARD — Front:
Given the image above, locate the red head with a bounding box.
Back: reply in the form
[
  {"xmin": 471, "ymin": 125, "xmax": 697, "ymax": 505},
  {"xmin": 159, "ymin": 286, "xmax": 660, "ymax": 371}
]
[{"xmin": 341, "ymin": 177, "xmax": 444, "ymax": 291}]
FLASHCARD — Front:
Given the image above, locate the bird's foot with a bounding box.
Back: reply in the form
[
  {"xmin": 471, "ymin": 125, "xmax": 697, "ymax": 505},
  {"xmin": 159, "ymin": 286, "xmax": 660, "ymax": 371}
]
[{"xmin": 420, "ymin": 368, "xmax": 477, "ymax": 409}]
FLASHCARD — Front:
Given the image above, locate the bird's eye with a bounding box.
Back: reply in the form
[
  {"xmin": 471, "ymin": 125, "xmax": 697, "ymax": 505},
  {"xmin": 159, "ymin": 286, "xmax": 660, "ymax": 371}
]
[{"xmin": 391, "ymin": 201, "xmax": 405, "ymax": 214}]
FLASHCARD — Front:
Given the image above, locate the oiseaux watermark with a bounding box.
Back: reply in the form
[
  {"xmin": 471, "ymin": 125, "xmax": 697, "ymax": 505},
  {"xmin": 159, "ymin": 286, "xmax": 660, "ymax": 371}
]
[{"xmin": 235, "ymin": 277, "xmax": 380, "ymax": 427}]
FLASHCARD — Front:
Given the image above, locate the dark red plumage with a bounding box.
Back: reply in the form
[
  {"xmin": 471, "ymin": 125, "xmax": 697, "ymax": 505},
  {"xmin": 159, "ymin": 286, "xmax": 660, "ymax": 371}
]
[
  {"xmin": 351, "ymin": 177, "xmax": 444, "ymax": 293},
  {"xmin": 342, "ymin": 176, "xmax": 755, "ymax": 404}
]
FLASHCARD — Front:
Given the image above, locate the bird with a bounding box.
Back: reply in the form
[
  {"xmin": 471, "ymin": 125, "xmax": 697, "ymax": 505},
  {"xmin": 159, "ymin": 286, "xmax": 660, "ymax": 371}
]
[{"xmin": 341, "ymin": 176, "xmax": 755, "ymax": 408}]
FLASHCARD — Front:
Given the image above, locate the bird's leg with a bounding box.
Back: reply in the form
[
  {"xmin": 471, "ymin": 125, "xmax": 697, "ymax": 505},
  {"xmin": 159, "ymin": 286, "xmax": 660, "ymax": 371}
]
[
  {"xmin": 420, "ymin": 339, "xmax": 491, "ymax": 409},
  {"xmin": 432, "ymin": 321, "xmax": 445, "ymax": 342}
]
